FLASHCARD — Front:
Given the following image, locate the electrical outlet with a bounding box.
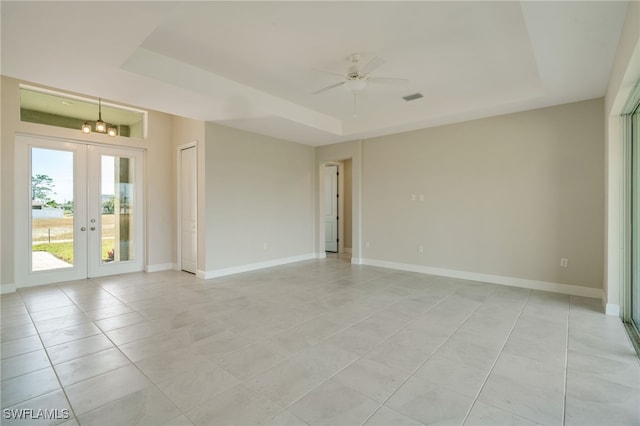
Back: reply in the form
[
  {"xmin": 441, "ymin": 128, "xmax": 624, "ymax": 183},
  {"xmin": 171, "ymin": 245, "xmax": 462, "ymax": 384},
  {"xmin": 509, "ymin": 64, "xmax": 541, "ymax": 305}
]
[
  {"xmin": 263, "ymin": 242, "xmax": 269, "ymax": 250},
  {"xmin": 418, "ymin": 244, "xmax": 424, "ymax": 253},
  {"xmin": 560, "ymin": 258, "xmax": 568, "ymax": 267},
  {"xmin": 419, "ymin": 194, "xmax": 424, "ymax": 201},
  {"xmin": 410, "ymin": 194, "xmax": 416, "ymax": 201}
]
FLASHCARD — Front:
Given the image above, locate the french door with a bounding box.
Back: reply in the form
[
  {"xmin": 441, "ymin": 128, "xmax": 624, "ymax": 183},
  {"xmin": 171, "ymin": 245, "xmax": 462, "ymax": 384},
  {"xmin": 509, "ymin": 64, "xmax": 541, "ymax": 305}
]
[{"xmin": 16, "ymin": 134, "xmax": 144, "ymax": 287}]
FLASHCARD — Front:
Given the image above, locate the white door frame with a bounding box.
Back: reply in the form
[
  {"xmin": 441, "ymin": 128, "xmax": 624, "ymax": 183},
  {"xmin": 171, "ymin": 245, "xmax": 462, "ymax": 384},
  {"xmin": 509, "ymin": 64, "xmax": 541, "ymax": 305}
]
[
  {"xmin": 14, "ymin": 134, "xmax": 145, "ymax": 288},
  {"xmin": 176, "ymin": 141, "xmax": 198, "ymax": 273}
]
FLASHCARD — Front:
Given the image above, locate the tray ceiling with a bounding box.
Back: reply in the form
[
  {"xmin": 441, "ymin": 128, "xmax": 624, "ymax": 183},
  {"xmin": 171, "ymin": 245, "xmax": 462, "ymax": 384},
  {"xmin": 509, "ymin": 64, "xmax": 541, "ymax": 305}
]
[{"xmin": 0, "ymin": 1, "xmax": 629, "ymax": 145}]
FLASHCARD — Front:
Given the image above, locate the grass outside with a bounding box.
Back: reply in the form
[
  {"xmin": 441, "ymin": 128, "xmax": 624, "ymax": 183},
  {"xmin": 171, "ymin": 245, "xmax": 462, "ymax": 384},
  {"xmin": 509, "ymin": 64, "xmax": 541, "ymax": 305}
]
[
  {"xmin": 32, "ymin": 214, "xmax": 118, "ymax": 262},
  {"xmin": 33, "ymin": 239, "xmax": 116, "ymax": 263}
]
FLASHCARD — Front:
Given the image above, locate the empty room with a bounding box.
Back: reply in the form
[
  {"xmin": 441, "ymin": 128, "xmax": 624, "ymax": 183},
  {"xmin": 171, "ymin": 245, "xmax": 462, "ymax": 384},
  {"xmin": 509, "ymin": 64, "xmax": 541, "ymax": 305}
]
[{"xmin": 1, "ymin": 1, "xmax": 639, "ymax": 425}]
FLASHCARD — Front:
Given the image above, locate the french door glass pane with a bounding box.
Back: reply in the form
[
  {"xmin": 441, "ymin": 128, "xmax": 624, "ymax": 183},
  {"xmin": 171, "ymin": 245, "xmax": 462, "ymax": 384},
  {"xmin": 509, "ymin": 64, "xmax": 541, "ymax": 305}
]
[
  {"xmin": 101, "ymin": 155, "xmax": 135, "ymax": 264},
  {"xmin": 31, "ymin": 148, "xmax": 74, "ymax": 271}
]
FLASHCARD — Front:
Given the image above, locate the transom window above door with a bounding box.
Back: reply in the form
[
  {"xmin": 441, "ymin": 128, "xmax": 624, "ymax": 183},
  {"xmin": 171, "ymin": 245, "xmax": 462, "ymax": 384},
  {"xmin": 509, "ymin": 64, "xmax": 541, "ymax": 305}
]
[{"xmin": 19, "ymin": 85, "xmax": 147, "ymax": 139}]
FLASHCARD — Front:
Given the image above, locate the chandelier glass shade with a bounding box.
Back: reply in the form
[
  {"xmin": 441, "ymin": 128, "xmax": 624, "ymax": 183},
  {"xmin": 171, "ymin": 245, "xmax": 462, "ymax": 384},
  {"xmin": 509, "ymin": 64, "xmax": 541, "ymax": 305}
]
[{"xmin": 81, "ymin": 97, "xmax": 116, "ymax": 137}]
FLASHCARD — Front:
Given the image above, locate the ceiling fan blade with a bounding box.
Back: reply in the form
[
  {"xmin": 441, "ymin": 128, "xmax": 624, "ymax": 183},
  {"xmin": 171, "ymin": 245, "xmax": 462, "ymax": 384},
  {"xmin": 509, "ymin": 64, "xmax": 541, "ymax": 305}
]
[
  {"xmin": 360, "ymin": 56, "xmax": 385, "ymax": 75},
  {"xmin": 368, "ymin": 77, "xmax": 409, "ymax": 85},
  {"xmin": 313, "ymin": 68, "xmax": 346, "ymax": 78},
  {"xmin": 312, "ymin": 81, "xmax": 345, "ymax": 95}
]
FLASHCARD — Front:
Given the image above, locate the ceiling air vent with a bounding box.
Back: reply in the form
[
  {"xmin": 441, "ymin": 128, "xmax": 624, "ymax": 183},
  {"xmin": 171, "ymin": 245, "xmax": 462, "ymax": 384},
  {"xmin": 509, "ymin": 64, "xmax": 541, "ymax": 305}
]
[{"xmin": 402, "ymin": 93, "xmax": 423, "ymax": 102}]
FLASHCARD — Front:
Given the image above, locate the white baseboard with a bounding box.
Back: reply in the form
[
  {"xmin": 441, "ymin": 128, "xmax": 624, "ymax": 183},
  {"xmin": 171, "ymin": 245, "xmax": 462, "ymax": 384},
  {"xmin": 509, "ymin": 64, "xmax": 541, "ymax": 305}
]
[
  {"xmin": 360, "ymin": 258, "xmax": 602, "ymax": 299},
  {"xmin": 350, "ymin": 257, "xmax": 362, "ymax": 265},
  {"xmin": 202, "ymin": 253, "xmax": 317, "ymax": 279},
  {"xmin": 317, "ymin": 252, "xmax": 327, "ymax": 259},
  {"xmin": 604, "ymin": 303, "xmax": 620, "ymax": 316},
  {"xmin": 601, "ymin": 290, "xmax": 621, "ymax": 316},
  {"xmin": 1, "ymin": 283, "xmax": 17, "ymax": 294},
  {"xmin": 146, "ymin": 263, "xmax": 175, "ymax": 273}
]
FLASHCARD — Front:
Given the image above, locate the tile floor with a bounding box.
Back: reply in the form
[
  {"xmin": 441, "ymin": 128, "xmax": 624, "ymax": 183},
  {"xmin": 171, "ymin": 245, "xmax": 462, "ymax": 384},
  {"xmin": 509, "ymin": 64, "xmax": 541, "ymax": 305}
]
[{"xmin": 1, "ymin": 255, "xmax": 639, "ymax": 426}]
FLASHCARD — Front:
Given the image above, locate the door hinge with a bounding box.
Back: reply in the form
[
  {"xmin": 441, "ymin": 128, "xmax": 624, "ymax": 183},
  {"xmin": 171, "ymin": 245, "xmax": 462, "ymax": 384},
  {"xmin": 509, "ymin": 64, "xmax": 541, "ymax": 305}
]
[{"xmin": 337, "ymin": 216, "xmax": 339, "ymax": 220}]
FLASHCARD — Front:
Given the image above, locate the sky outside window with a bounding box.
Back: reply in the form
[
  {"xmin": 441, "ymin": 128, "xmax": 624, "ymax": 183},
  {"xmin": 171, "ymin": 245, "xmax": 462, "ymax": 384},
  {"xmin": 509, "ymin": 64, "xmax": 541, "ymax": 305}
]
[{"xmin": 31, "ymin": 148, "xmax": 114, "ymax": 203}]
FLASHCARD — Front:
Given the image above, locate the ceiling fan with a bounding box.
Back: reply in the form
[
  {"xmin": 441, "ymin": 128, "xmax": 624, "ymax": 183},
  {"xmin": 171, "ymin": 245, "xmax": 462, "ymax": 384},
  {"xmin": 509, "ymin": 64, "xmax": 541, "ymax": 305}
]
[{"xmin": 313, "ymin": 53, "xmax": 408, "ymax": 118}]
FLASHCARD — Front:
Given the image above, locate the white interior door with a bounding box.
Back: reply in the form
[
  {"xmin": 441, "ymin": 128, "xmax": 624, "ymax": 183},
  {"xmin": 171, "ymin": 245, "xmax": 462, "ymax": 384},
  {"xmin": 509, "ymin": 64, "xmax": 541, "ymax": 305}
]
[
  {"xmin": 325, "ymin": 165, "xmax": 338, "ymax": 252},
  {"xmin": 180, "ymin": 146, "xmax": 197, "ymax": 273},
  {"xmin": 16, "ymin": 135, "xmax": 144, "ymax": 287}
]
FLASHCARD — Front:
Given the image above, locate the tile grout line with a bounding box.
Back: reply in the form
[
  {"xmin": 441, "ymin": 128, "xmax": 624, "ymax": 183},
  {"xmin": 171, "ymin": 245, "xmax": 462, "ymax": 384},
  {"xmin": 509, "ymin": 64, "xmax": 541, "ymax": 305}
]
[
  {"xmin": 179, "ymin": 270, "xmax": 407, "ymax": 424},
  {"xmin": 6, "ymin": 271, "xmax": 350, "ymax": 424},
  {"xmin": 83, "ymin": 272, "xmax": 386, "ymax": 425},
  {"xmin": 179, "ymin": 279, "xmax": 396, "ymax": 381},
  {"xmin": 83, "ymin": 278, "xmax": 202, "ymax": 425},
  {"xmin": 13, "ymin": 287, "xmax": 81, "ymax": 424},
  {"xmin": 98, "ymin": 329, "xmax": 195, "ymax": 425},
  {"xmin": 358, "ymin": 286, "xmax": 497, "ymax": 426},
  {"xmin": 459, "ymin": 289, "xmax": 532, "ymax": 426},
  {"xmin": 49, "ymin": 279, "xmax": 190, "ymax": 424},
  {"xmin": 259, "ymin": 280, "xmax": 462, "ymax": 425},
  {"xmin": 196, "ymin": 274, "xmax": 435, "ymax": 383}
]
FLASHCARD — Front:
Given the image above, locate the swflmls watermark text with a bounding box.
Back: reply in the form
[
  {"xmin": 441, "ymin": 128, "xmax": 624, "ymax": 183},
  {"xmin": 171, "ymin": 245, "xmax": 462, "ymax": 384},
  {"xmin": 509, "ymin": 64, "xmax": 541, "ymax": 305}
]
[{"xmin": 3, "ymin": 408, "xmax": 70, "ymax": 420}]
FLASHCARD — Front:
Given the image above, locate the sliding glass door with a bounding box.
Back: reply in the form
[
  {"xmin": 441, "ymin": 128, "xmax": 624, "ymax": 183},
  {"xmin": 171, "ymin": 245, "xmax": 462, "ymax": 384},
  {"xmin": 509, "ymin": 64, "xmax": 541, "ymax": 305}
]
[{"xmin": 631, "ymin": 110, "xmax": 640, "ymax": 338}]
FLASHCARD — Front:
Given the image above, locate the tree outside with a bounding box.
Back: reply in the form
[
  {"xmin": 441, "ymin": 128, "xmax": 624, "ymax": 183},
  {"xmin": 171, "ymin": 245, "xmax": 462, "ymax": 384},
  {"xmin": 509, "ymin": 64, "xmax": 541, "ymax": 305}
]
[
  {"xmin": 31, "ymin": 173, "xmax": 56, "ymax": 206},
  {"xmin": 102, "ymin": 196, "xmax": 115, "ymax": 214}
]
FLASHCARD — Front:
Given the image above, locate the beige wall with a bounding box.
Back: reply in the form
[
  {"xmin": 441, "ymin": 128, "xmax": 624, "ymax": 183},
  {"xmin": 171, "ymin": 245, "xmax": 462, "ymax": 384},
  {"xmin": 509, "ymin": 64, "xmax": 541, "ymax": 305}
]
[
  {"xmin": 203, "ymin": 122, "xmax": 315, "ymax": 273},
  {"xmin": 0, "ymin": 76, "xmax": 174, "ymax": 289},
  {"xmin": 145, "ymin": 110, "xmax": 174, "ymax": 269},
  {"xmin": 361, "ymin": 99, "xmax": 604, "ymax": 289},
  {"xmin": 0, "ymin": 77, "xmax": 18, "ymax": 289}
]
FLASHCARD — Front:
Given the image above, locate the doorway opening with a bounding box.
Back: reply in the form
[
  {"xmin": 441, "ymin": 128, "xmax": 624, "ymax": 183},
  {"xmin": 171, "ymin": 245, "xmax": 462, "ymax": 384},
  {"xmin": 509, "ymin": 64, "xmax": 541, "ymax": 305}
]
[
  {"xmin": 321, "ymin": 159, "xmax": 353, "ymax": 256},
  {"xmin": 324, "ymin": 164, "xmax": 339, "ymax": 253}
]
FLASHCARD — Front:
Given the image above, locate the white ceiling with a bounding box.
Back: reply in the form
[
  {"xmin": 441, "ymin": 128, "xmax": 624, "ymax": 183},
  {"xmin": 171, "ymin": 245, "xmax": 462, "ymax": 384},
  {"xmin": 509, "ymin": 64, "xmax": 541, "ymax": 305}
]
[{"xmin": 0, "ymin": 1, "xmax": 629, "ymax": 146}]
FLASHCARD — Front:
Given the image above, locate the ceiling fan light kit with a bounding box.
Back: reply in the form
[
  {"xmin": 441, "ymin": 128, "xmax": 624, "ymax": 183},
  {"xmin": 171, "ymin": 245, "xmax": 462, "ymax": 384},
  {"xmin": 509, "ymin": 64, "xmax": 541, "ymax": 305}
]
[{"xmin": 344, "ymin": 79, "xmax": 367, "ymax": 93}]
